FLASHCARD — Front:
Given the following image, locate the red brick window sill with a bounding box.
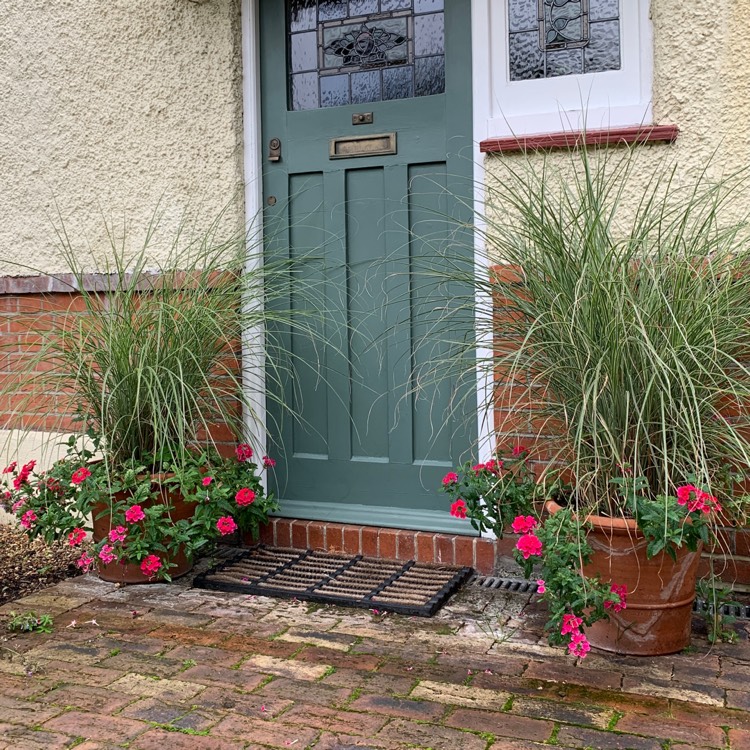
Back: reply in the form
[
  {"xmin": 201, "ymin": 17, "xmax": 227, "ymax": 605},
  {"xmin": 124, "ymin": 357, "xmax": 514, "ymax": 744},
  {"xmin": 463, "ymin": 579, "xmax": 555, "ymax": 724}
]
[{"xmin": 480, "ymin": 125, "xmax": 680, "ymax": 154}]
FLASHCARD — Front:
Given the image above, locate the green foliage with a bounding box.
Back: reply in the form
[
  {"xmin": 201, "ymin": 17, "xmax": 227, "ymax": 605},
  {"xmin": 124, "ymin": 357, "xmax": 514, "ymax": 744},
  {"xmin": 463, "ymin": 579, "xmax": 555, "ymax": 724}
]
[
  {"xmin": 696, "ymin": 574, "xmax": 740, "ymax": 644},
  {"xmin": 6, "ymin": 611, "xmax": 53, "ymax": 634},
  {"xmin": 435, "ymin": 146, "xmax": 750, "ymax": 517},
  {"xmin": 9, "ymin": 209, "xmax": 322, "ymax": 470},
  {"xmin": 4, "ymin": 433, "xmax": 278, "ymax": 580},
  {"xmin": 514, "ymin": 509, "xmax": 619, "ymax": 644},
  {"xmin": 440, "ymin": 447, "xmax": 538, "ymax": 536}
]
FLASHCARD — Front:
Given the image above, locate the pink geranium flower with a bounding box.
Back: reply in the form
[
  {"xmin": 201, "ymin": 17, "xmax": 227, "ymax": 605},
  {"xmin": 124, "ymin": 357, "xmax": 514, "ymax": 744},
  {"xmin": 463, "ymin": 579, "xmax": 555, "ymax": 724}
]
[
  {"xmin": 235, "ymin": 488, "xmax": 256, "ymax": 506},
  {"xmin": 442, "ymin": 472, "xmax": 458, "ymax": 486},
  {"xmin": 202, "ymin": 476, "xmax": 213, "ymax": 487},
  {"xmin": 568, "ymin": 631, "xmax": 591, "ymax": 658},
  {"xmin": 235, "ymin": 443, "xmax": 253, "ymax": 462},
  {"xmin": 11, "ymin": 499, "xmax": 25, "ymax": 513},
  {"xmin": 140, "ymin": 554, "xmax": 162, "ymax": 578},
  {"xmin": 71, "ymin": 467, "xmax": 91, "ymax": 485},
  {"xmin": 511, "ymin": 515, "xmax": 537, "ymax": 534},
  {"xmin": 605, "ymin": 583, "xmax": 628, "ymax": 613},
  {"xmin": 516, "ymin": 533, "xmax": 542, "ymax": 559},
  {"xmin": 262, "ymin": 456, "xmax": 276, "ymax": 468},
  {"xmin": 2, "ymin": 462, "xmax": 16, "ymax": 474},
  {"xmin": 68, "ymin": 528, "xmax": 86, "ymax": 546},
  {"xmin": 536, "ymin": 579, "xmax": 546, "ymax": 594},
  {"xmin": 76, "ymin": 553, "xmax": 93, "ymax": 572},
  {"xmin": 108, "ymin": 526, "xmax": 127, "ymax": 544},
  {"xmin": 450, "ymin": 499, "xmax": 468, "ymax": 519},
  {"xmin": 217, "ymin": 516, "xmax": 238, "ymax": 536},
  {"xmin": 560, "ymin": 613, "xmax": 583, "ymax": 635},
  {"xmin": 125, "ymin": 505, "xmax": 145, "ymax": 523},
  {"xmin": 512, "ymin": 445, "xmax": 528, "ymax": 457},
  {"xmin": 20, "ymin": 510, "xmax": 37, "ymax": 529},
  {"xmin": 98, "ymin": 545, "xmax": 117, "ymax": 565}
]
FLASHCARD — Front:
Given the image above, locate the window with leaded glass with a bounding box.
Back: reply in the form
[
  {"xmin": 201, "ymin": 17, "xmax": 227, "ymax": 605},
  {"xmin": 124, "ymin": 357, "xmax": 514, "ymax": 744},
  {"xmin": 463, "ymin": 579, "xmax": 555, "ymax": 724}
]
[
  {"xmin": 508, "ymin": 0, "xmax": 621, "ymax": 80},
  {"xmin": 288, "ymin": 0, "xmax": 446, "ymax": 111}
]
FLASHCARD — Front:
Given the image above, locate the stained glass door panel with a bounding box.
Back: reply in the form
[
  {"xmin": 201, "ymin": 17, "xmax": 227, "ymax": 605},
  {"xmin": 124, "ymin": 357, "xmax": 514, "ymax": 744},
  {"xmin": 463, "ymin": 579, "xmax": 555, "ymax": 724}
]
[{"xmin": 289, "ymin": 0, "xmax": 446, "ymax": 110}]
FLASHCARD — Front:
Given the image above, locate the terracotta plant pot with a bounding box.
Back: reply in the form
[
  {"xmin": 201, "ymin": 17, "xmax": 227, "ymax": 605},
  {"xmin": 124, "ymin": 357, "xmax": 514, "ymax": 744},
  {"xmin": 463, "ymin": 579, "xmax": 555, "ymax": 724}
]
[
  {"xmin": 546, "ymin": 500, "xmax": 702, "ymax": 656},
  {"xmin": 91, "ymin": 474, "xmax": 195, "ymax": 584}
]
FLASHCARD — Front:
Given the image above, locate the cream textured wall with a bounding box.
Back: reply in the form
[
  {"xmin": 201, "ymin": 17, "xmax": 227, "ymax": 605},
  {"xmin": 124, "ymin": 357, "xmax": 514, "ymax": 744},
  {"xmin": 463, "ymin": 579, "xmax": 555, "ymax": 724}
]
[
  {"xmin": 484, "ymin": 0, "xmax": 750, "ymax": 228},
  {"xmin": 0, "ymin": 0, "xmax": 245, "ymax": 276}
]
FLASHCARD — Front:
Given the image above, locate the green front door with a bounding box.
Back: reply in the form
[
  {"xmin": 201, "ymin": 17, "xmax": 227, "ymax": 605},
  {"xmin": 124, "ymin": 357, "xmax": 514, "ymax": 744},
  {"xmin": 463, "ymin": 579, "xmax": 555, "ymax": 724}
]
[{"xmin": 261, "ymin": 0, "xmax": 475, "ymax": 534}]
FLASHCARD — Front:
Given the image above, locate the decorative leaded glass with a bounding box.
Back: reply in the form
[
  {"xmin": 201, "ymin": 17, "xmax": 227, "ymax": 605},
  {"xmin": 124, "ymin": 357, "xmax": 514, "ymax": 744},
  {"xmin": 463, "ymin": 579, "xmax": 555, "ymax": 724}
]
[
  {"xmin": 288, "ymin": 0, "xmax": 445, "ymax": 111},
  {"xmin": 507, "ymin": 0, "xmax": 621, "ymax": 80}
]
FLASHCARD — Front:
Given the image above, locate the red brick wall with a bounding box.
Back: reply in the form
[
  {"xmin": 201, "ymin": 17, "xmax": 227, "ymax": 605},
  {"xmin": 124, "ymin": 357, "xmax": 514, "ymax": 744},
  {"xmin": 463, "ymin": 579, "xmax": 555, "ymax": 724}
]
[{"xmin": 0, "ymin": 279, "xmax": 240, "ymax": 457}]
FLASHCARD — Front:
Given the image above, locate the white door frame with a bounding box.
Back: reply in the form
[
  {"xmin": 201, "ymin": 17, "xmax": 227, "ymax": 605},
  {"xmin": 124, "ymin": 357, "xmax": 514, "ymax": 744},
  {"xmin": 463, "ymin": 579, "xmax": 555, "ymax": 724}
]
[{"xmin": 239, "ymin": 0, "xmax": 494, "ymax": 479}]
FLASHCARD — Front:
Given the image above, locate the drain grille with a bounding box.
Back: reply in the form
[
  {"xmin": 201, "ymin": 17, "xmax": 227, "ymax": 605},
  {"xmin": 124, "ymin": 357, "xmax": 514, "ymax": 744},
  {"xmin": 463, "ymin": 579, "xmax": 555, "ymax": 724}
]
[
  {"xmin": 192, "ymin": 546, "xmax": 472, "ymax": 617},
  {"xmin": 470, "ymin": 575, "xmax": 750, "ymax": 621},
  {"xmin": 471, "ymin": 575, "xmax": 539, "ymax": 594}
]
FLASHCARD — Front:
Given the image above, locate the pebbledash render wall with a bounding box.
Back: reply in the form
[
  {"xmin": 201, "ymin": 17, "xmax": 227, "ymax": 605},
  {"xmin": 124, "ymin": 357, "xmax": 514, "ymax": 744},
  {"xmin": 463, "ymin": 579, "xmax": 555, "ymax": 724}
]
[{"xmin": 2, "ymin": 0, "xmax": 750, "ymax": 579}]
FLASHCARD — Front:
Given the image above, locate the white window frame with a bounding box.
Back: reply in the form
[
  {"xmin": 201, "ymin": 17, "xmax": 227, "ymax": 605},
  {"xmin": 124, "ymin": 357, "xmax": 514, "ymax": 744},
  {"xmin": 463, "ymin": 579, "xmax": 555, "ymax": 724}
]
[{"xmin": 473, "ymin": 0, "xmax": 653, "ymax": 139}]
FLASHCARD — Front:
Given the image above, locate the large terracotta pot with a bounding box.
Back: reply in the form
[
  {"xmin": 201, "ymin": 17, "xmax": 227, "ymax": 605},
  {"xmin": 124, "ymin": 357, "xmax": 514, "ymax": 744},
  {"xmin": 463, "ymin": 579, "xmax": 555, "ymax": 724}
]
[
  {"xmin": 92, "ymin": 474, "xmax": 195, "ymax": 584},
  {"xmin": 546, "ymin": 500, "xmax": 702, "ymax": 656}
]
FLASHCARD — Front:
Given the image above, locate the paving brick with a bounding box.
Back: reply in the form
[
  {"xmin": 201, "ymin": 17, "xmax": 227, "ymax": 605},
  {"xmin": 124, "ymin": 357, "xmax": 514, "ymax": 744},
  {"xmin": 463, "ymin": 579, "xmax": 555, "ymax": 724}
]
[
  {"xmin": 296, "ymin": 646, "xmax": 380, "ymax": 671},
  {"xmin": 323, "ymin": 667, "xmax": 416, "ymax": 696},
  {"xmin": 410, "ymin": 679, "xmax": 510, "ymax": 709},
  {"xmin": 524, "ymin": 660, "xmax": 623, "ymax": 690},
  {"xmin": 179, "ymin": 663, "xmax": 268, "ymax": 691},
  {"xmin": 277, "ymin": 628, "xmax": 358, "ymax": 652},
  {"xmin": 0, "ymin": 726, "xmax": 75, "ymax": 750},
  {"xmin": 160, "ymin": 644, "xmax": 240, "ymax": 668},
  {"xmin": 37, "ymin": 683, "xmax": 134, "ymax": 714},
  {"xmin": 255, "ymin": 677, "xmax": 352, "ymax": 707},
  {"xmin": 97, "ymin": 652, "xmax": 186, "ymax": 678},
  {"xmin": 446, "ymin": 707, "xmax": 554, "ymax": 742},
  {"xmin": 0, "ymin": 694, "xmax": 63, "ymax": 726},
  {"xmin": 555, "ymin": 726, "xmax": 664, "ymax": 750},
  {"xmin": 615, "ymin": 714, "xmax": 727, "ymax": 747},
  {"xmin": 511, "ymin": 696, "xmax": 614, "ymax": 728},
  {"xmin": 374, "ymin": 717, "xmax": 488, "ymax": 750},
  {"xmin": 280, "ymin": 703, "xmax": 389, "ymax": 735},
  {"xmin": 109, "ymin": 673, "xmax": 206, "ymax": 702},
  {"xmin": 144, "ymin": 624, "xmax": 228, "ymax": 647},
  {"xmin": 42, "ymin": 710, "xmax": 147, "ymax": 742},
  {"xmin": 212, "ymin": 714, "xmax": 320, "ymax": 747},
  {"xmin": 220, "ymin": 634, "xmax": 301, "ymax": 656},
  {"xmin": 131, "ymin": 728, "xmax": 242, "ymax": 750},
  {"xmin": 348, "ymin": 693, "xmax": 445, "ymax": 721},
  {"xmin": 621, "ymin": 675, "xmax": 725, "ymax": 706},
  {"xmin": 119, "ymin": 697, "xmax": 191, "ymax": 724},
  {"xmin": 240, "ymin": 652, "xmax": 332, "ymax": 680}
]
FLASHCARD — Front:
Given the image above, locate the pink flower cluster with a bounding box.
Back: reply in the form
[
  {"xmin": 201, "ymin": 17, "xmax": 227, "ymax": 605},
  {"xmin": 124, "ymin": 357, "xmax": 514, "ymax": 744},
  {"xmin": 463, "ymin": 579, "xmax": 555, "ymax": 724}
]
[
  {"xmin": 604, "ymin": 583, "xmax": 628, "ymax": 613},
  {"xmin": 262, "ymin": 456, "xmax": 276, "ymax": 468},
  {"xmin": 71, "ymin": 466, "xmax": 91, "ymax": 485},
  {"xmin": 20, "ymin": 510, "xmax": 37, "ymax": 530},
  {"xmin": 68, "ymin": 528, "xmax": 86, "ymax": 546},
  {"xmin": 442, "ymin": 472, "xmax": 458, "ymax": 487},
  {"xmin": 125, "ymin": 505, "xmax": 145, "ymax": 523},
  {"xmin": 12, "ymin": 460, "xmax": 36, "ymax": 490},
  {"xmin": 235, "ymin": 487, "xmax": 256, "ymax": 506},
  {"xmin": 98, "ymin": 544, "xmax": 117, "ymax": 565},
  {"xmin": 676, "ymin": 485, "xmax": 722, "ymax": 514},
  {"xmin": 235, "ymin": 443, "xmax": 253, "ymax": 462},
  {"xmin": 217, "ymin": 516, "xmax": 237, "ymax": 536},
  {"xmin": 513, "ymin": 515, "xmax": 542, "ymax": 559},
  {"xmin": 471, "ymin": 459, "xmax": 502, "ymax": 475},
  {"xmin": 450, "ymin": 499, "xmax": 468, "ymax": 519},
  {"xmin": 560, "ymin": 614, "xmax": 590, "ymax": 658},
  {"xmin": 140, "ymin": 554, "xmax": 162, "ymax": 578}
]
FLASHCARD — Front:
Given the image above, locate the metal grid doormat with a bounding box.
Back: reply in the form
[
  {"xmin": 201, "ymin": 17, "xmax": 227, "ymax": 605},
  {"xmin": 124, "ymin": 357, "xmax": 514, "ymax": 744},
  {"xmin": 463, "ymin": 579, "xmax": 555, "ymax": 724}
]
[{"xmin": 192, "ymin": 546, "xmax": 473, "ymax": 617}]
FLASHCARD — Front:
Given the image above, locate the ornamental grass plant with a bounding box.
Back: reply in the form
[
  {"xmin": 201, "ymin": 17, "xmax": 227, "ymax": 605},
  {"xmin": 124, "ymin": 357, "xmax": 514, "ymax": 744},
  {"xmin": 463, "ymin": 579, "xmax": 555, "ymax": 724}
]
[
  {"xmin": 445, "ymin": 145, "xmax": 750, "ymax": 517},
  {"xmin": 433, "ymin": 145, "xmax": 750, "ymax": 654},
  {"xmin": 0, "ymin": 209, "xmax": 322, "ymax": 579}
]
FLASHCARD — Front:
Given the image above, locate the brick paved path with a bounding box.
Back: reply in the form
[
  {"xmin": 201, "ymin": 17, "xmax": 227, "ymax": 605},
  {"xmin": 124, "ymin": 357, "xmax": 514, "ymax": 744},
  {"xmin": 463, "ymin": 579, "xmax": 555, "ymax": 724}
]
[{"xmin": 0, "ymin": 562, "xmax": 748, "ymax": 749}]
